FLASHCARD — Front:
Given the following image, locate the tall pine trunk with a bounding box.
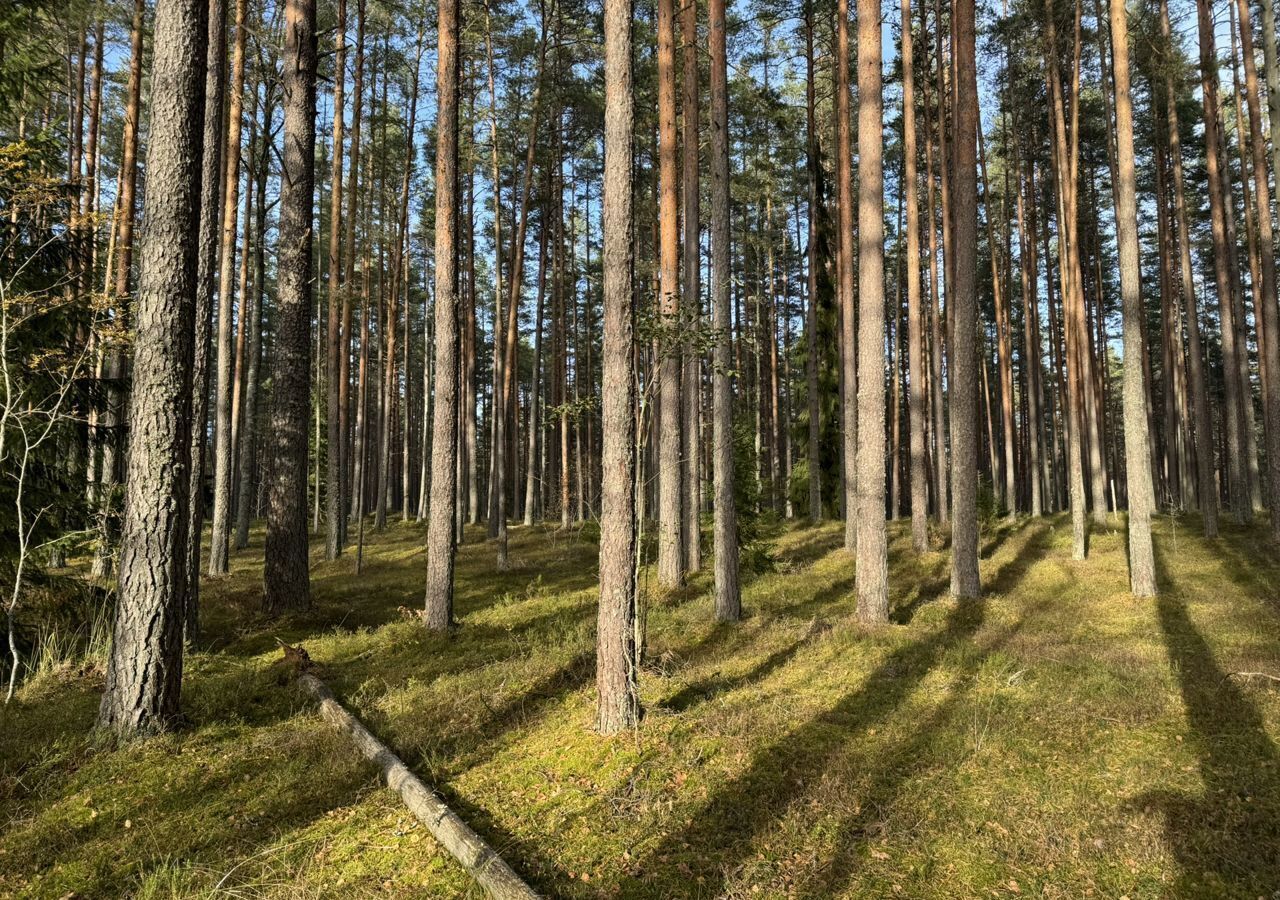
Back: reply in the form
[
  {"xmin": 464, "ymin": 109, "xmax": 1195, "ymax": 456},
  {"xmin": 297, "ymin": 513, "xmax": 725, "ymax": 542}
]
[
  {"xmin": 424, "ymin": 0, "xmax": 461, "ymax": 630},
  {"xmin": 263, "ymin": 0, "xmax": 317, "ymax": 615},
  {"xmin": 99, "ymin": 0, "xmax": 208, "ymax": 736}
]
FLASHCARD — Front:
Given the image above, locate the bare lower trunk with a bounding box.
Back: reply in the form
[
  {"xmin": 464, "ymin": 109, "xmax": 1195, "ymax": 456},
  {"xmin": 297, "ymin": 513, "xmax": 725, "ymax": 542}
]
[
  {"xmin": 209, "ymin": 0, "xmax": 249, "ymax": 576},
  {"xmin": 855, "ymin": 0, "xmax": 888, "ymax": 622},
  {"xmin": 949, "ymin": 0, "xmax": 979, "ymax": 599},
  {"xmin": 1108, "ymin": 0, "xmax": 1156, "ymax": 596},
  {"xmin": 424, "ymin": 0, "xmax": 460, "ymax": 630},
  {"xmin": 263, "ymin": 0, "xmax": 317, "ymax": 616},
  {"xmin": 184, "ymin": 0, "xmax": 226, "ymax": 641},
  {"xmin": 99, "ymin": 0, "xmax": 207, "ymax": 736},
  {"xmin": 655, "ymin": 0, "xmax": 683, "ymax": 588},
  {"xmin": 597, "ymin": 0, "xmax": 641, "ymax": 733},
  {"xmin": 903, "ymin": 0, "xmax": 927, "ymax": 552}
]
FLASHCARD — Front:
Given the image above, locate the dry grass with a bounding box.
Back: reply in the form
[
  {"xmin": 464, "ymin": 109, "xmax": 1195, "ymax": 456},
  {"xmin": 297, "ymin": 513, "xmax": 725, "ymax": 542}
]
[{"xmin": 2, "ymin": 511, "xmax": 1279, "ymax": 898}]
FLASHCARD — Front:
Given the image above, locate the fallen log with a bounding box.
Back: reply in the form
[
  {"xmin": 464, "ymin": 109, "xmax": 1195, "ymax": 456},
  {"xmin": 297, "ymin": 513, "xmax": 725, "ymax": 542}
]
[{"xmin": 295, "ymin": 669, "xmax": 540, "ymax": 899}]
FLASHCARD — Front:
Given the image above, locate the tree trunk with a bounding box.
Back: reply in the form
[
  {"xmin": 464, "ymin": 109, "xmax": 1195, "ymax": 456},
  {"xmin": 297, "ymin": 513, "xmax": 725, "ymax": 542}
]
[
  {"xmin": 854, "ymin": 0, "xmax": 888, "ymax": 621},
  {"xmin": 1234, "ymin": 0, "xmax": 1280, "ymax": 538},
  {"xmin": 949, "ymin": 0, "xmax": 979, "ymax": 598},
  {"xmin": 597, "ymin": 0, "xmax": 641, "ymax": 733},
  {"xmin": 235, "ymin": 92, "xmax": 269, "ymax": 551},
  {"xmin": 836, "ymin": 0, "xmax": 857, "ymax": 551},
  {"xmin": 324, "ymin": 0, "xmax": 347, "ymax": 559},
  {"xmin": 1107, "ymin": 0, "xmax": 1156, "ymax": 596},
  {"xmin": 424, "ymin": 0, "xmax": 461, "ymax": 630},
  {"xmin": 681, "ymin": 0, "xmax": 702, "ymax": 570},
  {"xmin": 99, "ymin": 0, "xmax": 207, "ymax": 736},
  {"xmin": 1158, "ymin": 0, "xmax": 1216, "ymax": 536},
  {"xmin": 209, "ymin": 0, "xmax": 249, "ymax": 576},
  {"xmin": 184, "ymin": 0, "xmax": 227, "ymax": 640},
  {"xmin": 804, "ymin": 0, "xmax": 822, "ymax": 522},
  {"xmin": 1194, "ymin": 0, "xmax": 1248, "ymax": 522},
  {"xmin": 656, "ymin": 0, "xmax": 683, "ymax": 587},
  {"xmin": 263, "ymin": 0, "xmax": 317, "ymax": 615},
  {"xmin": 903, "ymin": 0, "xmax": 927, "ymax": 551}
]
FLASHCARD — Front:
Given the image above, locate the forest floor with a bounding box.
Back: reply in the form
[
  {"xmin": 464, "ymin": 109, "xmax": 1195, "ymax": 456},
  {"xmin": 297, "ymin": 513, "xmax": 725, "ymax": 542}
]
[{"xmin": 3, "ymin": 510, "xmax": 1280, "ymax": 898}]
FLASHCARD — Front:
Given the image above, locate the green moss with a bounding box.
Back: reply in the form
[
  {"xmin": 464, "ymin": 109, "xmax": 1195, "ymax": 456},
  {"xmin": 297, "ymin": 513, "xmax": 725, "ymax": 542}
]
[{"xmin": 2, "ymin": 513, "xmax": 1279, "ymax": 897}]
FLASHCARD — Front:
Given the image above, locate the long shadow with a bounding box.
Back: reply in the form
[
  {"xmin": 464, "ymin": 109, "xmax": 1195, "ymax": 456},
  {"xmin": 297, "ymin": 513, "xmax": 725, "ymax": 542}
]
[
  {"xmin": 1139, "ymin": 547, "xmax": 1280, "ymax": 896},
  {"xmin": 660, "ymin": 624, "xmax": 827, "ymax": 713},
  {"xmin": 1203, "ymin": 530, "xmax": 1280, "ymax": 618},
  {"xmin": 619, "ymin": 595, "xmax": 987, "ymax": 896},
  {"xmin": 984, "ymin": 519, "xmax": 1056, "ymax": 597},
  {"xmin": 804, "ymin": 602, "xmax": 1040, "ymax": 897}
]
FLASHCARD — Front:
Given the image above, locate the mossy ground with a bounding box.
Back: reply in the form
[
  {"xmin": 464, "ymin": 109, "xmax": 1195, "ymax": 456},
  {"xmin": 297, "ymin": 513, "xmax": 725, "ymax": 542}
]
[{"xmin": 3, "ymin": 512, "xmax": 1280, "ymax": 898}]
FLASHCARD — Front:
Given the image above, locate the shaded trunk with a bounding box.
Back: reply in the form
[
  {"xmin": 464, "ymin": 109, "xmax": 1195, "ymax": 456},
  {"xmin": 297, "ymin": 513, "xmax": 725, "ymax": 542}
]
[
  {"xmin": 263, "ymin": 0, "xmax": 317, "ymax": 615},
  {"xmin": 99, "ymin": 0, "xmax": 207, "ymax": 736}
]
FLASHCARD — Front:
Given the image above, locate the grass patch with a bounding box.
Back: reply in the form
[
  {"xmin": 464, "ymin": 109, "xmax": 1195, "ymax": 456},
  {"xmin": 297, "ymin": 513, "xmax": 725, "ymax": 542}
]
[{"xmin": 2, "ymin": 512, "xmax": 1279, "ymax": 897}]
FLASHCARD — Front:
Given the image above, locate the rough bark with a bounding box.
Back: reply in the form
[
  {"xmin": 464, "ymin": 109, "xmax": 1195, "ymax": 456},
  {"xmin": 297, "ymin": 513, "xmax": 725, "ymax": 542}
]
[
  {"xmin": 681, "ymin": 0, "xmax": 702, "ymax": 571},
  {"xmin": 263, "ymin": 0, "xmax": 317, "ymax": 615},
  {"xmin": 424, "ymin": 0, "xmax": 460, "ymax": 631},
  {"xmin": 804, "ymin": 0, "xmax": 822, "ymax": 522},
  {"xmin": 99, "ymin": 0, "xmax": 207, "ymax": 736},
  {"xmin": 903, "ymin": 0, "xmax": 928, "ymax": 551},
  {"xmin": 855, "ymin": 0, "xmax": 888, "ymax": 621},
  {"xmin": 184, "ymin": 0, "xmax": 227, "ymax": 640},
  {"xmin": 1107, "ymin": 0, "xmax": 1156, "ymax": 596},
  {"xmin": 1158, "ymin": 0, "xmax": 1216, "ymax": 537},
  {"xmin": 1234, "ymin": 0, "xmax": 1280, "ymax": 538},
  {"xmin": 1195, "ymin": 0, "xmax": 1249, "ymax": 523},
  {"xmin": 836, "ymin": 0, "xmax": 857, "ymax": 550},
  {"xmin": 656, "ymin": 0, "xmax": 683, "ymax": 588},
  {"xmin": 597, "ymin": 0, "xmax": 641, "ymax": 733},
  {"xmin": 324, "ymin": 0, "xmax": 347, "ymax": 559},
  {"xmin": 949, "ymin": 0, "xmax": 979, "ymax": 598},
  {"xmin": 209, "ymin": 0, "xmax": 249, "ymax": 576}
]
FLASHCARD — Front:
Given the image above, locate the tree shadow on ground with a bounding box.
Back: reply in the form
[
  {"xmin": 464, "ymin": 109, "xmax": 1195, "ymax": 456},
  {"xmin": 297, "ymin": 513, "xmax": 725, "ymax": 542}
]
[
  {"xmin": 1137, "ymin": 547, "xmax": 1280, "ymax": 896},
  {"xmin": 619, "ymin": 595, "xmax": 988, "ymax": 897}
]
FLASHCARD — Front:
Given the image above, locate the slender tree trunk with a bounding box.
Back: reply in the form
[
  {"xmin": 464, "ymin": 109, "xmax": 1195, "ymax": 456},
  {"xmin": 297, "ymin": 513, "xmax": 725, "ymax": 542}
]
[
  {"xmin": 1158, "ymin": 0, "xmax": 1216, "ymax": 536},
  {"xmin": 1234, "ymin": 0, "xmax": 1280, "ymax": 537},
  {"xmin": 1108, "ymin": 0, "xmax": 1156, "ymax": 596},
  {"xmin": 524, "ymin": 219, "xmax": 549, "ymax": 525},
  {"xmin": 709, "ymin": 0, "xmax": 740, "ymax": 622},
  {"xmin": 263, "ymin": 0, "xmax": 317, "ymax": 615},
  {"xmin": 236, "ymin": 92, "xmax": 270, "ymax": 550},
  {"xmin": 424, "ymin": 0, "xmax": 461, "ymax": 630},
  {"xmin": 950, "ymin": 0, "xmax": 979, "ymax": 598},
  {"xmin": 184, "ymin": 0, "xmax": 227, "ymax": 639},
  {"xmin": 681, "ymin": 0, "xmax": 702, "ymax": 571},
  {"xmin": 656, "ymin": 0, "xmax": 683, "ymax": 587},
  {"xmin": 1046, "ymin": 0, "xmax": 1089, "ymax": 559},
  {"xmin": 99, "ymin": 0, "xmax": 207, "ymax": 736},
  {"xmin": 91, "ymin": 0, "xmax": 144, "ymax": 581},
  {"xmin": 324, "ymin": 0, "xmax": 347, "ymax": 558},
  {"xmin": 854, "ymin": 0, "xmax": 888, "ymax": 620},
  {"xmin": 597, "ymin": 0, "xmax": 641, "ymax": 733},
  {"xmin": 904, "ymin": 0, "xmax": 927, "ymax": 551},
  {"xmin": 1195, "ymin": 0, "xmax": 1249, "ymax": 523},
  {"xmin": 805, "ymin": 0, "xmax": 822, "ymax": 522},
  {"xmin": 836, "ymin": 0, "xmax": 857, "ymax": 551},
  {"xmin": 209, "ymin": 0, "xmax": 249, "ymax": 576},
  {"xmin": 924, "ymin": 7, "xmax": 948, "ymax": 524}
]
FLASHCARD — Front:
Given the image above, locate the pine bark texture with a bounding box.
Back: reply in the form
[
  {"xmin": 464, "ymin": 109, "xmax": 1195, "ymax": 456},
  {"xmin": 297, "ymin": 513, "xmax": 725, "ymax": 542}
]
[
  {"xmin": 949, "ymin": 0, "xmax": 980, "ymax": 599},
  {"xmin": 710, "ymin": 0, "xmax": 740, "ymax": 623},
  {"xmin": 99, "ymin": 0, "xmax": 208, "ymax": 736},
  {"xmin": 263, "ymin": 0, "xmax": 317, "ymax": 615},
  {"xmin": 1107, "ymin": 0, "xmax": 1156, "ymax": 597},
  {"xmin": 424, "ymin": 0, "xmax": 461, "ymax": 631},
  {"xmin": 597, "ymin": 0, "xmax": 641, "ymax": 733},
  {"xmin": 855, "ymin": 0, "xmax": 888, "ymax": 622}
]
